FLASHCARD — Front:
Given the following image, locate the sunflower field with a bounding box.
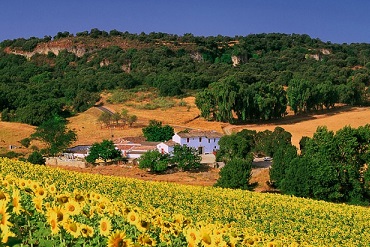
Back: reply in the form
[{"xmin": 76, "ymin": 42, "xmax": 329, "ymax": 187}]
[{"xmin": 0, "ymin": 158, "xmax": 369, "ymax": 246}]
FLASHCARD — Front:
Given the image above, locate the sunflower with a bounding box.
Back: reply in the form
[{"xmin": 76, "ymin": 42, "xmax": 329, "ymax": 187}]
[
  {"xmin": 107, "ymin": 230, "xmax": 133, "ymax": 247},
  {"xmin": 73, "ymin": 192, "xmax": 85, "ymax": 203},
  {"xmin": 127, "ymin": 211, "xmax": 140, "ymax": 226},
  {"xmin": 35, "ymin": 187, "xmax": 47, "ymax": 199},
  {"xmin": 64, "ymin": 200, "xmax": 82, "ymax": 216},
  {"xmin": 173, "ymin": 213, "xmax": 185, "ymax": 225},
  {"xmin": 63, "ymin": 220, "xmax": 80, "ymax": 238},
  {"xmin": 80, "ymin": 224, "xmax": 94, "ymax": 238},
  {"xmin": 1, "ymin": 179, "xmax": 9, "ymax": 188},
  {"xmin": 0, "ymin": 191, "xmax": 10, "ymax": 204},
  {"xmin": 266, "ymin": 241, "xmax": 278, "ymax": 247},
  {"xmin": 57, "ymin": 194, "xmax": 70, "ymax": 204},
  {"xmin": 30, "ymin": 180, "xmax": 40, "ymax": 192},
  {"xmin": 227, "ymin": 235, "xmax": 239, "ymax": 247},
  {"xmin": 11, "ymin": 189, "xmax": 22, "ymax": 215},
  {"xmin": 47, "ymin": 211, "xmax": 60, "ymax": 235},
  {"xmin": 1, "ymin": 226, "xmax": 15, "ymax": 244},
  {"xmin": 185, "ymin": 227, "xmax": 201, "ymax": 246},
  {"xmin": 135, "ymin": 219, "xmax": 151, "ymax": 232},
  {"xmin": 199, "ymin": 227, "xmax": 213, "ymax": 247},
  {"xmin": 99, "ymin": 217, "xmax": 112, "ymax": 236},
  {"xmin": 159, "ymin": 232, "xmax": 172, "ymax": 245},
  {"xmin": 46, "ymin": 205, "xmax": 67, "ymax": 224},
  {"xmin": 0, "ymin": 201, "xmax": 12, "ymax": 230},
  {"xmin": 32, "ymin": 197, "xmax": 43, "ymax": 213},
  {"xmin": 48, "ymin": 184, "xmax": 57, "ymax": 194},
  {"xmin": 17, "ymin": 179, "xmax": 27, "ymax": 189},
  {"xmin": 137, "ymin": 233, "xmax": 157, "ymax": 247}
]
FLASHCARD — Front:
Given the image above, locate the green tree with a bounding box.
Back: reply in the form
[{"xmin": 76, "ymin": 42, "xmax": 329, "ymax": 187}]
[
  {"xmin": 85, "ymin": 140, "xmax": 121, "ymax": 164},
  {"xmin": 254, "ymin": 127, "xmax": 292, "ymax": 157},
  {"xmin": 20, "ymin": 138, "xmax": 31, "ymax": 148},
  {"xmin": 111, "ymin": 112, "xmax": 121, "ymax": 124},
  {"xmin": 142, "ymin": 120, "xmax": 174, "ymax": 142},
  {"xmin": 98, "ymin": 112, "xmax": 112, "ymax": 126},
  {"xmin": 287, "ymin": 79, "xmax": 312, "ymax": 114},
  {"xmin": 216, "ymin": 130, "xmax": 255, "ymax": 163},
  {"xmin": 30, "ymin": 115, "xmax": 77, "ymax": 156},
  {"xmin": 138, "ymin": 150, "xmax": 169, "ymax": 173},
  {"xmin": 269, "ymin": 144, "xmax": 297, "ymax": 188},
  {"xmin": 128, "ymin": 115, "xmax": 138, "ymax": 127},
  {"xmin": 27, "ymin": 151, "xmax": 45, "ymax": 165},
  {"xmin": 170, "ymin": 144, "xmax": 201, "ymax": 171},
  {"xmin": 214, "ymin": 155, "xmax": 253, "ymax": 190}
]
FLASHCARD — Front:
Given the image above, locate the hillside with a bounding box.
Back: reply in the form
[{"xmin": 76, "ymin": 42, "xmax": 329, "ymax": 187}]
[{"xmin": 1, "ymin": 30, "xmax": 370, "ymax": 126}]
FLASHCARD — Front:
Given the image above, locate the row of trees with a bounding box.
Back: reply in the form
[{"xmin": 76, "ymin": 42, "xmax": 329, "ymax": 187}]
[
  {"xmin": 196, "ymin": 76, "xmax": 368, "ymax": 123},
  {"xmin": 270, "ymin": 125, "xmax": 370, "ymax": 204},
  {"xmin": 214, "ymin": 127, "xmax": 292, "ymax": 190},
  {"xmin": 97, "ymin": 108, "xmax": 138, "ymax": 128},
  {"xmin": 196, "ymin": 77, "xmax": 287, "ymax": 122},
  {"xmin": 216, "ymin": 125, "xmax": 370, "ymax": 205}
]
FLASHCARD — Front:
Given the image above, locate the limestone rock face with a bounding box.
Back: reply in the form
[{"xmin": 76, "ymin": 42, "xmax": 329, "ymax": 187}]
[
  {"xmin": 231, "ymin": 55, "xmax": 248, "ymax": 66},
  {"xmin": 190, "ymin": 52, "xmax": 203, "ymax": 62},
  {"xmin": 121, "ymin": 62, "xmax": 131, "ymax": 73},
  {"xmin": 99, "ymin": 59, "xmax": 111, "ymax": 67}
]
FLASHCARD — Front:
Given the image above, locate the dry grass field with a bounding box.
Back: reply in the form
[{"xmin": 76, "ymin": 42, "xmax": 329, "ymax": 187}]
[{"xmin": 1, "ymin": 94, "xmax": 370, "ymax": 191}]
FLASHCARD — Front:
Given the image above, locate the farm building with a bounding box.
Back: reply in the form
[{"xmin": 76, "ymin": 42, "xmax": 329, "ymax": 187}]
[
  {"xmin": 114, "ymin": 138, "xmax": 159, "ymax": 159},
  {"xmin": 158, "ymin": 130, "xmax": 223, "ymax": 155}
]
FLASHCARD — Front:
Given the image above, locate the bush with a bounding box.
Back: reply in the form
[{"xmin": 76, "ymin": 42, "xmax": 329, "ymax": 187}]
[
  {"xmin": 170, "ymin": 144, "xmax": 201, "ymax": 171},
  {"xmin": 27, "ymin": 151, "xmax": 45, "ymax": 165},
  {"xmin": 214, "ymin": 155, "xmax": 253, "ymax": 190},
  {"xmin": 138, "ymin": 150, "xmax": 169, "ymax": 173},
  {"xmin": 0, "ymin": 151, "xmax": 22, "ymax": 159}
]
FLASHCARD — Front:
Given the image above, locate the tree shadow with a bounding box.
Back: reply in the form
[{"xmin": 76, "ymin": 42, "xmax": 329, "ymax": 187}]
[
  {"xmin": 231, "ymin": 105, "xmax": 355, "ymax": 126},
  {"xmin": 187, "ymin": 163, "xmax": 213, "ymax": 173}
]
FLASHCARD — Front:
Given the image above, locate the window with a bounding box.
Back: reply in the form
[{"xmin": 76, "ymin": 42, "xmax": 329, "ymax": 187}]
[
  {"xmin": 187, "ymin": 138, "xmax": 189, "ymax": 143},
  {"xmin": 208, "ymin": 139, "xmax": 210, "ymax": 143},
  {"xmin": 199, "ymin": 137, "xmax": 202, "ymax": 142}
]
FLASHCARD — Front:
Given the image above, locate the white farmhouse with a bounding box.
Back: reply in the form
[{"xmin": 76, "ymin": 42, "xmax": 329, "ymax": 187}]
[{"xmin": 157, "ymin": 130, "xmax": 223, "ymax": 155}]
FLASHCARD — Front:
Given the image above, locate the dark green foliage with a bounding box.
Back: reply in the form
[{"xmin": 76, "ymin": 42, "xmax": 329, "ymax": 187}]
[
  {"xmin": 138, "ymin": 150, "xmax": 169, "ymax": 173},
  {"xmin": 85, "ymin": 140, "xmax": 122, "ymax": 164},
  {"xmin": 0, "ymin": 151, "xmax": 22, "ymax": 159},
  {"xmin": 275, "ymin": 125, "xmax": 370, "ymax": 204},
  {"xmin": 171, "ymin": 144, "xmax": 201, "ymax": 171},
  {"xmin": 20, "ymin": 138, "xmax": 31, "ymax": 148},
  {"xmin": 216, "ymin": 129, "xmax": 256, "ymax": 163},
  {"xmin": 1, "ymin": 31, "xmax": 370, "ymax": 126},
  {"xmin": 30, "ymin": 115, "xmax": 77, "ymax": 156},
  {"xmin": 138, "ymin": 145, "xmax": 201, "ymax": 173},
  {"xmin": 214, "ymin": 155, "xmax": 253, "ymax": 190},
  {"xmin": 269, "ymin": 144, "xmax": 297, "ymax": 188},
  {"xmin": 142, "ymin": 120, "xmax": 174, "ymax": 142},
  {"xmin": 196, "ymin": 79, "xmax": 287, "ymax": 123},
  {"xmin": 254, "ymin": 127, "xmax": 292, "ymax": 157},
  {"xmin": 27, "ymin": 151, "xmax": 45, "ymax": 165}
]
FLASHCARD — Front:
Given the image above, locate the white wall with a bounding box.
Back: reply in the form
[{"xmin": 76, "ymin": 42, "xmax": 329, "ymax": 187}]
[{"xmin": 172, "ymin": 135, "xmax": 220, "ymax": 154}]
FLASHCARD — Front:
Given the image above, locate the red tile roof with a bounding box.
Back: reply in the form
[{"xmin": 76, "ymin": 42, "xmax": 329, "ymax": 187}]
[{"xmin": 176, "ymin": 130, "xmax": 223, "ymax": 138}]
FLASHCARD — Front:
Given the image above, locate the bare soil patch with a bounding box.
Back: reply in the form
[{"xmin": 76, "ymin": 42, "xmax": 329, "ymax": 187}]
[{"xmin": 48, "ymin": 164, "xmax": 220, "ymax": 187}]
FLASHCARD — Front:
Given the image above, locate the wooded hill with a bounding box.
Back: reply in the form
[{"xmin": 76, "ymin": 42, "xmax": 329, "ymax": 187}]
[{"xmin": 1, "ymin": 29, "xmax": 369, "ymax": 125}]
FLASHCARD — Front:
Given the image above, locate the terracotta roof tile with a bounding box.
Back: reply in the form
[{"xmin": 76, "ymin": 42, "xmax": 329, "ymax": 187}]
[{"xmin": 176, "ymin": 130, "xmax": 223, "ymax": 138}]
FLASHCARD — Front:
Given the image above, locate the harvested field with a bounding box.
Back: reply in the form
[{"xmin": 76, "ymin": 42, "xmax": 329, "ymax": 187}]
[{"xmin": 1, "ymin": 95, "xmax": 370, "ymax": 191}]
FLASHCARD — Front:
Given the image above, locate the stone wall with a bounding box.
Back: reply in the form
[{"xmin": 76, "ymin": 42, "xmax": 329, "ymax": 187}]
[{"xmin": 46, "ymin": 157, "xmax": 86, "ymax": 168}]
